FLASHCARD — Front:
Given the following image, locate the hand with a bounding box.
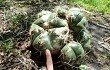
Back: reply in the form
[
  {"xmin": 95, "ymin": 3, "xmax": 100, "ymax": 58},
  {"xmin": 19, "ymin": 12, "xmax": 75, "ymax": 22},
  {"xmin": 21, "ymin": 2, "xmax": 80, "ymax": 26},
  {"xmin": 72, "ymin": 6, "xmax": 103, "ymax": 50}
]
[{"xmin": 45, "ymin": 49, "xmax": 53, "ymax": 70}]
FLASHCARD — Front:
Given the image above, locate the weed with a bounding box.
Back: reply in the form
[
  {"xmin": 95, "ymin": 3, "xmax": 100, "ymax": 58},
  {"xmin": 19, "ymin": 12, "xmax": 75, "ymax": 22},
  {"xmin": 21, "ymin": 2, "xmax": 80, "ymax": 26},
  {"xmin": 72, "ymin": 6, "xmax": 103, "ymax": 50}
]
[
  {"xmin": 68, "ymin": 0, "xmax": 110, "ymax": 14},
  {"xmin": 0, "ymin": 0, "xmax": 4, "ymax": 6},
  {"xmin": 1, "ymin": 38, "xmax": 14, "ymax": 53},
  {"xmin": 10, "ymin": 15, "xmax": 20, "ymax": 29},
  {"xmin": 0, "ymin": 0, "xmax": 6, "ymax": 6}
]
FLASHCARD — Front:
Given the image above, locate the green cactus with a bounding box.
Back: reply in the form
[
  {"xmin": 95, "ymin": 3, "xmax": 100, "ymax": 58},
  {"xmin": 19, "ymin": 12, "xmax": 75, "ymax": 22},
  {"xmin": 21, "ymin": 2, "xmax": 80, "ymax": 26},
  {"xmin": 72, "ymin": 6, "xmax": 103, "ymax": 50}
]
[
  {"xmin": 67, "ymin": 7, "xmax": 88, "ymax": 32},
  {"xmin": 81, "ymin": 29, "xmax": 91, "ymax": 49},
  {"xmin": 54, "ymin": 6, "xmax": 66, "ymax": 15},
  {"xmin": 50, "ymin": 17, "xmax": 68, "ymax": 27},
  {"xmin": 61, "ymin": 41, "xmax": 85, "ymax": 61},
  {"xmin": 30, "ymin": 24, "xmax": 69, "ymax": 54},
  {"xmin": 29, "ymin": 6, "xmax": 91, "ymax": 64},
  {"xmin": 29, "ymin": 23, "xmax": 44, "ymax": 43},
  {"xmin": 33, "ymin": 31, "xmax": 53, "ymax": 50}
]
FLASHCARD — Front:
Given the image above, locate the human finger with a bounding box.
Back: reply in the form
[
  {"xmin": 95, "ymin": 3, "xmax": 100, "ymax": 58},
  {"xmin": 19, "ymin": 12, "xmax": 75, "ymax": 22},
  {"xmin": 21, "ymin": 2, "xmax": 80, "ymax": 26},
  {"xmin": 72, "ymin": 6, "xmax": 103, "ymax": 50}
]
[{"xmin": 46, "ymin": 49, "xmax": 53, "ymax": 70}]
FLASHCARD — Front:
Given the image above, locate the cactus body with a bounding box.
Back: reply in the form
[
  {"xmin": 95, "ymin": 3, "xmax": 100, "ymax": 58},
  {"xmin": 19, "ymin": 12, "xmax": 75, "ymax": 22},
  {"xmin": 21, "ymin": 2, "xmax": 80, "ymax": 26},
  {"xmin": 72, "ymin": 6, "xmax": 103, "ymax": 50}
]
[
  {"xmin": 61, "ymin": 42, "xmax": 85, "ymax": 61},
  {"xmin": 81, "ymin": 29, "xmax": 91, "ymax": 48},
  {"xmin": 30, "ymin": 6, "xmax": 91, "ymax": 64}
]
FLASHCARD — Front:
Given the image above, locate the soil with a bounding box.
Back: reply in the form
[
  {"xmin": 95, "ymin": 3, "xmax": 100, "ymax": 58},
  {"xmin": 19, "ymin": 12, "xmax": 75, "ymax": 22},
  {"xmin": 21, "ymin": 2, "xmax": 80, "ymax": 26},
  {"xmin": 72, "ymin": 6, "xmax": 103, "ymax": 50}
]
[{"xmin": 0, "ymin": 1, "xmax": 110, "ymax": 70}]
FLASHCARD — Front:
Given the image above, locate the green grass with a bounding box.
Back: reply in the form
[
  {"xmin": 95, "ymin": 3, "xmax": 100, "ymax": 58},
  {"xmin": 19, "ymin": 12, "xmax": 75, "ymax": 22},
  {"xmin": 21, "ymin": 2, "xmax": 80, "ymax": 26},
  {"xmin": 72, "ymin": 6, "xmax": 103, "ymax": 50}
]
[
  {"xmin": 1, "ymin": 39, "xmax": 13, "ymax": 53},
  {"xmin": 0, "ymin": 0, "xmax": 3, "ymax": 4},
  {"xmin": 68, "ymin": 0, "xmax": 110, "ymax": 14},
  {"xmin": 0, "ymin": 0, "xmax": 5, "ymax": 6}
]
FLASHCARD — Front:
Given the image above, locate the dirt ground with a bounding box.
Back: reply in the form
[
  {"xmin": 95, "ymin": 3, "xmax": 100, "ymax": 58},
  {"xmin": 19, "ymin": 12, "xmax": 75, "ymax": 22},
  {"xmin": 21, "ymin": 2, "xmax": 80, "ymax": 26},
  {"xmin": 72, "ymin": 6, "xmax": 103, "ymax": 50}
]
[{"xmin": 0, "ymin": 1, "xmax": 110, "ymax": 70}]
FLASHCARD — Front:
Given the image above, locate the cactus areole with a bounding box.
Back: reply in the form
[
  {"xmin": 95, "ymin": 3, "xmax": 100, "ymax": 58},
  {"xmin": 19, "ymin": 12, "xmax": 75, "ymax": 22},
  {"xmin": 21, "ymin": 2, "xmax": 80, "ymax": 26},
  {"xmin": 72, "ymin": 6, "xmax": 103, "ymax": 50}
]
[{"xmin": 29, "ymin": 6, "xmax": 91, "ymax": 62}]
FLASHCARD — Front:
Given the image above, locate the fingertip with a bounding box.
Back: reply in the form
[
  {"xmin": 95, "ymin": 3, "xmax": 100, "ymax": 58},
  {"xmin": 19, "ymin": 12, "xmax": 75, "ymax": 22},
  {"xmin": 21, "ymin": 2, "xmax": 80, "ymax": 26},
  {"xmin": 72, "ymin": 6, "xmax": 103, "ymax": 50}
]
[
  {"xmin": 46, "ymin": 49, "xmax": 50, "ymax": 53},
  {"xmin": 46, "ymin": 49, "xmax": 51, "ymax": 56}
]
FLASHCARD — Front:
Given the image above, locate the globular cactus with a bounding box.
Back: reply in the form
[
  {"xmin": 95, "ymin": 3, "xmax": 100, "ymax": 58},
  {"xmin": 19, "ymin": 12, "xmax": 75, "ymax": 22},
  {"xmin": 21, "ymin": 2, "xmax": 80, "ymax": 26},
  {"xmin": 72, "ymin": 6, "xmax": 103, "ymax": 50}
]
[
  {"xmin": 67, "ymin": 8, "xmax": 88, "ymax": 32},
  {"xmin": 30, "ymin": 10, "xmax": 69, "ymax": 54},
  {"xmin": 61, "ymin": 41, "xmax": 85, "ymax": 61},
  {"xmin": 80, "ymin": 28, "xmax": 91, "ymax": 49},
  {"xmin": 29, "ymin": 6, "xmax": 91, "ymax": 64}
]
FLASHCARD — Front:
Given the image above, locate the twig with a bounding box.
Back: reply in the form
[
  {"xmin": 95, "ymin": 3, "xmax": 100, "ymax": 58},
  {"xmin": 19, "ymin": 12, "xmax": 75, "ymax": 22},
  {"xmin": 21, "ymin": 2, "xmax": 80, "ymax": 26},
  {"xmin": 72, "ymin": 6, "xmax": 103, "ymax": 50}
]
[{"xmin": 64, "ymin": 62, "xmax": 79, "ymax": 69}]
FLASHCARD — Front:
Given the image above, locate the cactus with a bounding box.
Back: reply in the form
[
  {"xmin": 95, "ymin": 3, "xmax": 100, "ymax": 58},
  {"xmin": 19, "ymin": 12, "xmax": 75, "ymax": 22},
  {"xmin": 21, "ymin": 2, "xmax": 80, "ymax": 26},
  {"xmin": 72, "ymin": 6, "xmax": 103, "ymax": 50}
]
[
  {"xmin": 61, "ymin": 41, "xmax": 85, "ymax": 61},
  {"xmin": 29, "ymin": 6, "xmax": 91, "ymax": 64},
  {"xmin": 80, "ymin": 28, "xmax": 91, "ymax": 49}
]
